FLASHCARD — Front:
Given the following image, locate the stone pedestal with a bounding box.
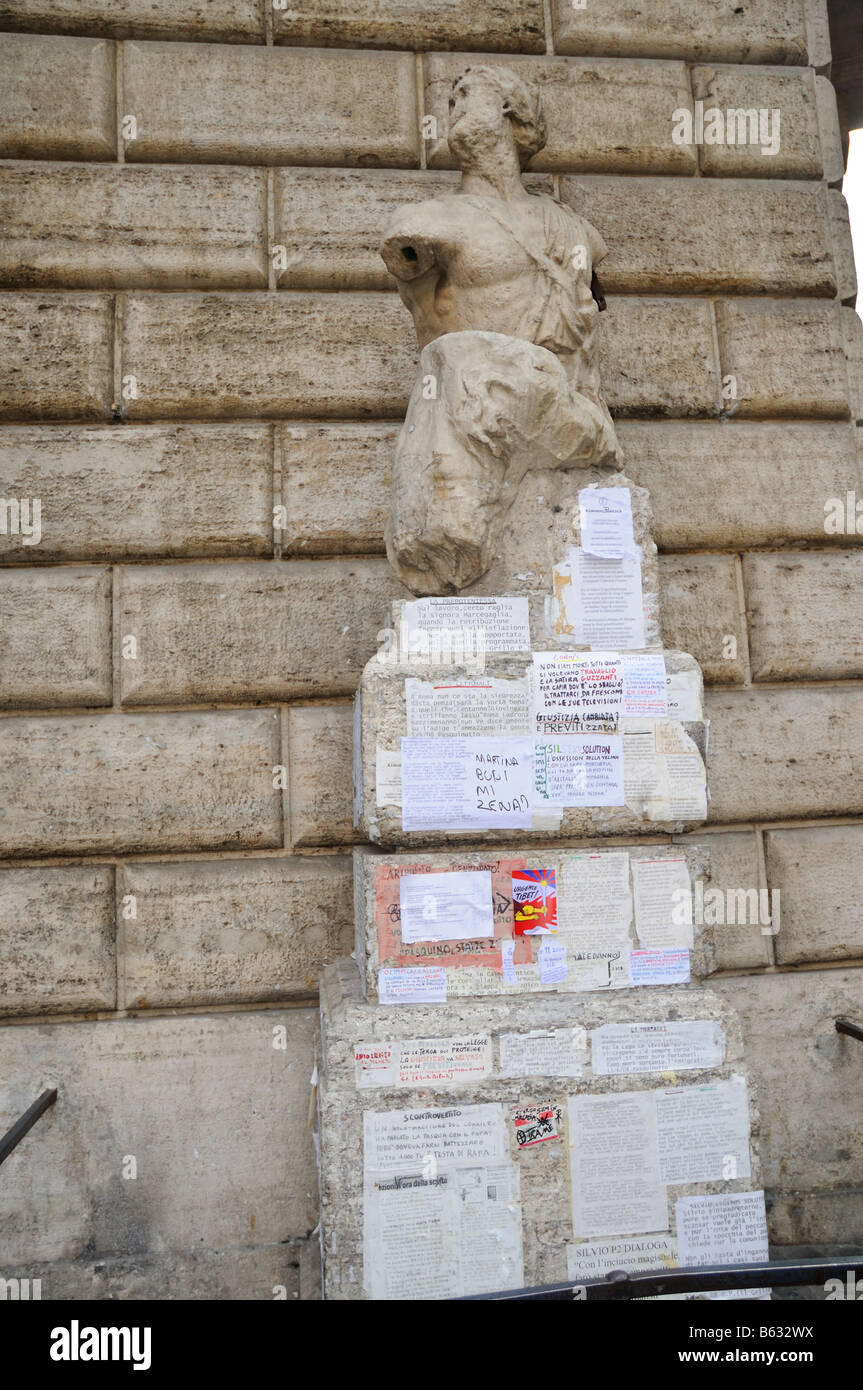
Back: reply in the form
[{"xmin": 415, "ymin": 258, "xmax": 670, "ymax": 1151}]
[{"xmin": 317, "ymin": 960, "xmax": 764, "ymax": 1301}]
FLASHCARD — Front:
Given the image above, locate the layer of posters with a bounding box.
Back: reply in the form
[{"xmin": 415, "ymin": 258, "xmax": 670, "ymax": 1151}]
[
  {"xmin": 570, "ymin": 547, "xmax": 646, "ymax": 650},
  {"xmin": 655, "ymin": 1077, "xmax": 751, "ymax": 1185},
  {"xmin": 557, "ymin": 851, "xmax": 632, "ymax": 993},
  {"xmin": 512, "ymin": 868, "xmax": 558, "ymax": 935},
  {"xmin": 512, "ymin": 1103, "xmax": 560, "ymax": 1148},
  {"xmin": 632, "ymin": 856, "xmax": 694, "ymax": 950},
  {"xmin": 567, "ymin": 1235, "xmax": 685, "ymax": 1299},
  {"xmin": 499, "ymin": 1028, "xmax": 587, "ymax": 1078},
  {"xmin": 363, "ymin": 1104, "xmax": 523, "ymax": 1299},
  {"xmin": 538, "ymin": 937, "xmax": 568, "ymax": 984},
  {"xmin": 375, "ymin": 745, "xmax": 402, "ymax": 807},
  {"xmin": 666, "ymin": 669, "xmax": 703, "ymax": 722},
  {"xmin": 399, "ymin": 869, "xmax": 494, "ymax": 944},
  {"xmin": 354, "ymin": 1035, "xmax": 493, "ymax": 1089},
  {"xmin": 534, "ymin": 734, "xmax": 624, "ymax": 807},
  {"xmin": 622, "ymin": 722, "xmax": 707, "ymax": 822},
  {"xmin": 629, "ymin": 949, "xmax": 691, "ymax": 986},
  {"xmin": 591, "ymin": 1021, "xmax": 725, "ymax": 1076},
  {"xmin": 578, "ymin": 486, "xmax": 635, "ymax": 559},
  {"xmin": 378, "ymin": 966, "xmax": 447, "ymax": 1005},
  {"xmin": 675, "ymin": 1190, "xmax": 770, "ymax": 1300},
  {"xmin": 568, "ymin": 1091, "xmax": 668, "ymax": 1237},
  {"xmin": 405, "ymin": 676, "xmax": 531, "ymax": 737},
  {"xmin": 532, "ymin": 651, "xmax": 623, "ymax": 734},
  {"xmin": 402, "ymin": 595, "xmax": 531, "ymax": 654},
  {"xmin": 622, "ymin": 653, "xmax": 668, "ymax": 718},
  {"xmin": 375, "ymin": 859, "xmax": 521, "ymax": 975},
  {"xmin": 401, "ymin": 736, "xmax": 533, "ymax": 831}
]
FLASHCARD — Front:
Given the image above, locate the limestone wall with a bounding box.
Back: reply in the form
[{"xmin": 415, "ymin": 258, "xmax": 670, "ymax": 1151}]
[{"xmin": 0, "ymin": 0, "xmax": 861, "ymax": 1298}]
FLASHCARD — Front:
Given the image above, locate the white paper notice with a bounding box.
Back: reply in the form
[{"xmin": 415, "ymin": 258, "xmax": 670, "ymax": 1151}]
[
  {"xmin": 378, "ymin": 966, "xmax": 447, "ymax": 1005},
  {"xmin": 499, "ymin": 1028, "xmax": 587, "ymax": 1078},
  {"xmin": 591, "ymin": 1021, "xmax": 725, "ymax": 1076},
  {"xmin": 500, "ymin": 939, "xmax": 517, "ymax": 985},
  {"xmin": 622, "ymin": 653, "xmax": 668, "ymax": 718},
  {"xmin": 558, "ymin": 851, "xmax": 633, "ymax": 945},
  {"xmin": 632, "ymin": 857, "xmax": 693, "ymax": 950},
  {"xmin": 532, "ymin": 651, "xmax": 623, "ymax": 734},
  {"xmin": 629, "ymin": 949, "xmax": 690, "ymax": 986},
  {"xmin": 666, "ymin": 669, "xmax": 703, "ymax": 722},
  {"xmin": 363, "ymin": 1104, "xmax": 524, "ymax": 1299},
  {"xmin": 405, "ymin": 676, "xmax": 531, "ymax": 737},
  {"xmin": 568, "ymin": 1091, "xmax": 668, "ymax": 1237},
  {"xmin": 675, "ymin": 1191, "xmax": 770, "ymax": 1300},
  {"xmin": 567, "ymin": 1234, "xmax": 680, "ymax": 1287},
  {"xmin": 534, "ymin": 734, "xmax": 624, "ymax": 807},
  {"xmin": 402, "ymin": 595, "xmax": 531, "ymax": 654},
  {"xmin": 401, "ymin": 736, "xmax": 533, "ymax": 831},
  {"xmin": 399, "ymin": 870, "xmax": 494, "ymax": 944},
  {"xmin": 579, "ymin": 486, "xmax": 635, "ymax": 559},
  {"xmin": 538, "ymin": 938, "xmax": 568, "ymax": 984},
  {"xmin": 655, "ymin": 1077, "xmax": 751, "ymax": 1185},
  {"xmin": 375, "ymin": 746, "xmax": 402, "ymax": 807},
  {"xmin": 569, "ymin": 547, "xmax": 646, "ymax": 650},
  {"xmin": 354, "ymin": 1035, "xmax": 493, "ymax": 1089}
]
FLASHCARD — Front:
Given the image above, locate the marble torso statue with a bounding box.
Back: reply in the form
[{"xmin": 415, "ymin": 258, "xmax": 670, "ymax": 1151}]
[{"xmin": 380, "ymin": 66, "xmax": 620, "ymax": 594}]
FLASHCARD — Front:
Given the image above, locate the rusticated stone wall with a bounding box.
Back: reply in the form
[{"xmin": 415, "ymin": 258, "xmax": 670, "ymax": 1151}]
[{"xmin": 0, "ymin": 0, "xmax": 861, "ymax": 1298}]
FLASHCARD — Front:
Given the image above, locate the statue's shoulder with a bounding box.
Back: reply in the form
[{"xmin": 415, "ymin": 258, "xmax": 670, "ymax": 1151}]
[
  {"xmin": 381, "ymin": 191, "xmax": 470, "ymax": 240},
  {"xmin": 529, "ymin": 189, "xmax": 609, "ymax": 266}
]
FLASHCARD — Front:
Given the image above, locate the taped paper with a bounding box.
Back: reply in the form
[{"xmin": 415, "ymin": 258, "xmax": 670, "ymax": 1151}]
[
  {"xmin": 354, "ymin": 1035, "xmax": 493, "ymax": 1089},
  {"xmin": 399, "ymin": 869, "xmax": 494, "ymax": 944},
  {"xmin": 591, "ymin": 1021, "xmax": 725, "ymax": 1076}
]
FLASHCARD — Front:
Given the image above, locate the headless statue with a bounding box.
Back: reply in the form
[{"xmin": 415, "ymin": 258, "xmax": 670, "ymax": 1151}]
[{"xmin": 381, "ymin": 65, "xmax": 621, "ymax": 595}]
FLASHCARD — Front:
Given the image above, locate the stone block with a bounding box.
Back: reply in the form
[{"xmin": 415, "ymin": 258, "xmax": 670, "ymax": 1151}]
[
  {"xmin": 0, "ymin": 566, "xmax": 112, "ymax": 707},
  {"xmin": 0, "ymin": 709, "xmax": 282, "ymax": 857},
  {"xmin": 676, "ymin": 828, "xmax": 769, "ymax": 971},
  {"xmin": 274, "ymin": 168, "xmax": 551, "ymax": 291},
  {"xmin": 0, "ymin": 165, "xmax": 268, "ymax": 290},
  {"xmin": 280, "ymin": 422, "xmax": 394, "ymax": 554},
  {"xmin": 705, "ymin": 686, "xmax": 863, "ymax": 823},
  {"xmin": 319, "ymin": 959, "xmax": 760, "ymax": 1298},
  {"xmin": 120, "ymin": 855, "xmax": 353, "ymax": 1007},
  {"xmin": 123, "ymin": 41, "xmax": 420, "ymax": 166},
  {"xmin": 0, "ymin": 0, "xmax": 263, "ymax": 41},
  {"xmin": 275, "ymin": 0, "xmax": 544, "ymax": 50},
  {"xmin": 814, "ymin": 74, "xmax": 845, "ymax": 185},
  {"xmin": 841, "ymin": 306, "xmax": 863, "ymax": 421},
  {"xmin": 120, "ymin": 292, "xmax": 417, "ymax": 419},
  {"xmin": 358, "ymin": 649, "xmax": 708, "ymax": 848},
  {"xmin": 744, "ymin": 550, "xmax": 863, "ymax": 680},
  {"xmin": 0, "ymin": 1009, "xmax": 318, "ymax": 1263},
  {"xmin": 424, "ymin": 53, "xmax": 697, "ymax": 174},
  {"xmin": 712, "ymin": 966, "xmax": 863, "ymax": 1245},
  {"xmin": 354, "ymin": 842, "xmax": 716, "ymax": 1003},
  {"xmin": 560, "ymin": 176, "xmax": 836, "ymax": 296},
  {"xmin": 764, "ymin": 825, "xmax": 863, "ymax": 965},
  {"xmin": 599, "ymin": 297, "xmax": 719, "ymax": 415},
  {"xmin": 691, "ymin": 65, "xmax": 821, "ymax": 178},
  {"xmin": 551, "ymin": 0, "xmax": 808, "ymax": 64},
  {"xmin": 829, "ymin": 190, "xmax": 859, "ymax": 303},
  {"xmin": 0, "ymin": 864, "xmax": 115, "ymax": 1016},
  {"xmin": 0, "ymin": 293, "xmax": 112, "ymax": 421},
  {"xmin": 13, "ymin": 1245, "xmax": 306, "ymax": 1301},
  {"xmin": 714, "ymin": 298, "xmax": 851, "ymax": 419},
  {"xmin": 287, "ymin": 702, "xmax": 359, "ymax": 849},
  {"xmin": 659, "ymin": 553, "xmax": 747, "ymax": 685},
  {"xmin": 0, "ymin": 424, "xmax": 274, "ymax": 564},
  {"xmin": 619, "ymin": 419, "xmax": 862, "ymax": 551},
  {"xmin": 118, "ymin": 558, "xmax": 405, "ymax": 704},
  {"xmin": 0, "ymin": 33, "xmax": 115, "ymax": 159}
]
